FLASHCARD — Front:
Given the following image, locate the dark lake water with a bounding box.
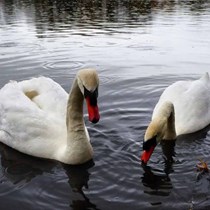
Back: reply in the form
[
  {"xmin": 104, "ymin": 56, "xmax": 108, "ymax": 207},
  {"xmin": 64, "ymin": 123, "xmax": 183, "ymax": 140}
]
[{"xmin": 1, "ymin": 0, "xmax": 210, "ymax": 209}]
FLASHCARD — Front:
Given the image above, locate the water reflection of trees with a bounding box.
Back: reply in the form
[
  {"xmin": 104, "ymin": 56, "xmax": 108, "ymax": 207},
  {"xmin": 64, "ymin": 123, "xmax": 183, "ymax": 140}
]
[{"xmin": 1, "ymin": 0, "xmax": 209, "ymax": 35}]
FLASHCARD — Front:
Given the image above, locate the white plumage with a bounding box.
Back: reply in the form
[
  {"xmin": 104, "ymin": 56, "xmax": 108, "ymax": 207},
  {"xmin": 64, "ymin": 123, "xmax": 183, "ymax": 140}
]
[
  {"xmin": 152, "ymin": 72, "xmax": 210, "ymax": 135},
  {"xmin": 0, "ymin": 69, "xmax": 100, "ymax": 165},
  {"xmin": 142, "ymin": 73, "xmax": 210, "ymax": 164}
]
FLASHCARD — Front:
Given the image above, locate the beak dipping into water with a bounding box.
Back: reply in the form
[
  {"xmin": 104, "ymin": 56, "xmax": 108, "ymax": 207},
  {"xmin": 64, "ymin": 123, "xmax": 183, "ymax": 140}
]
[{"xmin": 141, "ymin": 136, "xmax": 157, "ymax": 164}]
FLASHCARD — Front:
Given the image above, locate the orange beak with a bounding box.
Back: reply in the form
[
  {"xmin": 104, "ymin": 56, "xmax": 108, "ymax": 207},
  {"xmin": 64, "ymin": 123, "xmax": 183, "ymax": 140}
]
[
  {"xmin": 86, "ymin": 97, "xmax": 100, "ymax": 123},
  {"xmin": 141, "ymin": 145, "xmax": 156, "ymax": 164},
  {"xmin": 141, "ymin": 136, "xmax": 157, "ymax": 164}
]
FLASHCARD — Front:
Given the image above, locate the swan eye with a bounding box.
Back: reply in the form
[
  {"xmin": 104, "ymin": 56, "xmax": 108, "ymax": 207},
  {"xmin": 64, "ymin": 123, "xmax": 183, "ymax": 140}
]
[
  {"xmin": 143, "ymin": 136, "xmax": 157, "ymax": 151},
  {"xmin": 84, "ymin": 86, "xmax": 98, "ymax": 106}
]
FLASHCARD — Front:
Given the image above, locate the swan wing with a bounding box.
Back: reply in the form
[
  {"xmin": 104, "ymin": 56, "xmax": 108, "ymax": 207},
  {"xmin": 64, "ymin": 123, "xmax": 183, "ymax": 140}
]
[
  {"xmin": 0, "ymin": 80, "xmax": 66, "ymax": 158},
  {"xmin": 18, "ymin": 77, "xmax": 68, "ymax": 118}
]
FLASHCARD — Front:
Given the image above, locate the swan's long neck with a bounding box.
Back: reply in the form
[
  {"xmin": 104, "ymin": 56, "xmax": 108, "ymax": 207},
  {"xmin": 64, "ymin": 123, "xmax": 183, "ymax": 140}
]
[
  {"xmin": 66, "ymin": 78, "xmax": 84, "ymax": 132},
  {"xmin": 162, "ymin": 102, "xmax": 176, "ymax": 140},
  {"xmin": 152, "ymin": 101, "xmax": 176, "ymax": 140},
  {"xmin": 62, "ymin": 78, "xmax": 93, "ymax": 164}
]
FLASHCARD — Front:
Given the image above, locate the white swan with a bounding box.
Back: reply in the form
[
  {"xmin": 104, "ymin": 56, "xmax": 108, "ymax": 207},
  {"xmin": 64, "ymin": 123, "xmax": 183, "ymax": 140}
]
[
  {"xmin": 141, "ymin": 73, "xmax": 210, "ymax": 164},
  {"xmin": 0, "ymin": 69, "xmax": 100, "ymax": 165}
]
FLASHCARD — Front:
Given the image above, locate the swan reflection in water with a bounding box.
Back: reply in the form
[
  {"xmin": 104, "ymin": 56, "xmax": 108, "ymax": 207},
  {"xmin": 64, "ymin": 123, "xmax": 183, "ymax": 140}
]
[
  {"xmin": 63, "ymin": 163, "xmax": 100, "ymax": 210},
  {"xmin": 141, "ymin": 140, "xmax": 175, "ymax": 197},
  {"xmin": 141, "ymin": 125, "xmax": 210, "ymax": 199},
  {"xmin": 0, "ymin": 143, "xmax": 100, "ymax": 210}
]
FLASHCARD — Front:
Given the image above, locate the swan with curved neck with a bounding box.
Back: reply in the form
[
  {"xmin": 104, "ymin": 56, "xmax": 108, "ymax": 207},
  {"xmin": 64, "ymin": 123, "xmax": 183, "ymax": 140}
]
[
  {"xmin": 141, "ymin": 73, "xmax": 210, "ymax": 164},
  {"xmin": 0, "ymin": 69, "xmax": 100, "ymax": 165}
]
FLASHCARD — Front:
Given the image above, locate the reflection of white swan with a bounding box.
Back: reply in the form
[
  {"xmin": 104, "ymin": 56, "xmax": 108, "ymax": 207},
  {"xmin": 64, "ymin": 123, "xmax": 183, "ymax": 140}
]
[
  {"xmin": 0, "ymin": 142, "xmax": 98, "ymax": 209},
  {"xmin": 0, "ymin": 69, "xmax": 100, "ymax": 165},
  {"xmin": 141, "ymin": 73, "xmax": 210, "ymax": 163}
]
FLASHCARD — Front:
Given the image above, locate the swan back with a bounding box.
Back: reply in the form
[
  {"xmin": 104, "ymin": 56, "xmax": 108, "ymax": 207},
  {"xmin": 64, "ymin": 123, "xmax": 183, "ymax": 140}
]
[{"xmin": 19, "ymin": 77, "xmax": 68, "ymax": 118}]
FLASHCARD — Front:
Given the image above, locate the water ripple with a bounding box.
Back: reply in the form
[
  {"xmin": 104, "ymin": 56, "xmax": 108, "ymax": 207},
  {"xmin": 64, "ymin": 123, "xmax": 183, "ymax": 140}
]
[{"xmin": 1, "ymin": 0, "xmax": 210, "ymax": 209}]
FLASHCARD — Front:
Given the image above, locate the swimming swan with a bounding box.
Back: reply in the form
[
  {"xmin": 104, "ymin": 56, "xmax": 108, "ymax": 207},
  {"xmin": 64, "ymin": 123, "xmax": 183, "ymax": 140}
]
[
  {"xmin": 141, "ymin": 73, "xmax": 210, "ymax": 164},
  {"xmin": 0, "ymin": 69, "xmax": 100, "ymax": 165}
]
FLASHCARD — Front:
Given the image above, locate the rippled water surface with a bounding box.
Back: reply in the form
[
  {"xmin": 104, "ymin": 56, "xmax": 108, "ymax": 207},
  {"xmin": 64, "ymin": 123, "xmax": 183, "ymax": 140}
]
[{"xmin": 1, "ymin": 0, "xmax": 210, "ymax": 210}]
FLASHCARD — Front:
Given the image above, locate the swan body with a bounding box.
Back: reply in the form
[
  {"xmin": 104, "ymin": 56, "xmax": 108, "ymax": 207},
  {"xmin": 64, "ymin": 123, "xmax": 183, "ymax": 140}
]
[
  {"xmin": 0, "ymin": 69, "xmax": 100, "ymax": 165},
  {"xmin": 141, "ymin": 73, "xmax": 210, "ymax": 163}
]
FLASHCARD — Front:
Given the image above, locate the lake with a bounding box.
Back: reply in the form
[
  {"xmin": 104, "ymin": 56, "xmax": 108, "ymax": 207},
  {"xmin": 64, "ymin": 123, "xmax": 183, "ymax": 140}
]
[{"xmin": 1, "ymin": 0, "xmax": 210, "ymax": 210}]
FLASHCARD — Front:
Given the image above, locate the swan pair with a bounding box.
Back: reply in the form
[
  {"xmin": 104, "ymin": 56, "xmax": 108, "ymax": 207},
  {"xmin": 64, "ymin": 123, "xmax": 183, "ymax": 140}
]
[{"xmin": 0, "ymin": 69, "xmax": 209, "ymax": 165}]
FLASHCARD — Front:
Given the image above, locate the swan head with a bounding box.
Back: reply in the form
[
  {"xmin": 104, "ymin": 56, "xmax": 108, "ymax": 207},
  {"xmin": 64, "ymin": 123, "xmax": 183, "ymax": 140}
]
[
  {"xmin": 141, "ymin": 121, "xmax": 160, "ymax": 164},
  {"xmin": 141, "ymin": 102, "xmax": 176, "ymax": 164},
  {"xmin": 77, "ymin": 69, "xmax": 100, "ymax": 123}
]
